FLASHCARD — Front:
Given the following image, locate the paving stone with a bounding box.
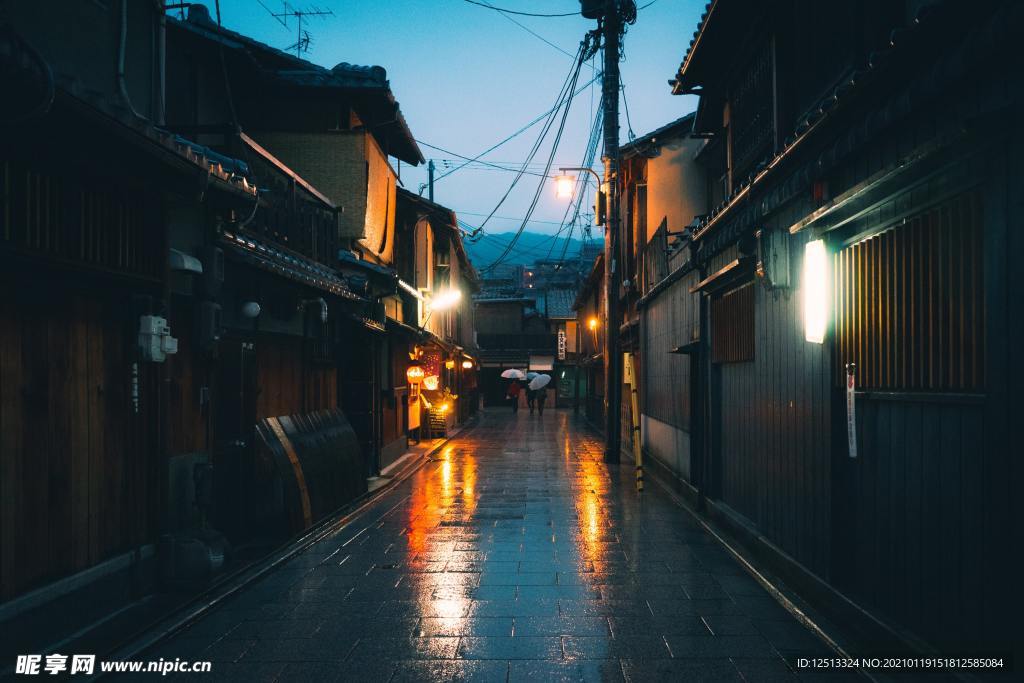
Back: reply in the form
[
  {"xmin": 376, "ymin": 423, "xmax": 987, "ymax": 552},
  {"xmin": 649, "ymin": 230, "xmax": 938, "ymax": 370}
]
[
  {"xmin": 391, "ymin": 659, "xmax": 510, "ymax": 683},
  {"xmin": 458, "ymin": 636, "xmax": 563, "ymax": 660},
  {"xmin": 562, "ymin": 635, "xmax": 671, "ymax": 660},
  {"xmin": 621, "ymin": 658, "xmax": 742, "ymax": 682},
  {"xmin": 346, "ymin": 636, "xmax": 460, "ymax": 661},
  {"xmin": 729, "ymin": 657, "xmax": 799, "ymax": 681},
  {"xmin": 508, "ymin": 659, "xmax": 625, "ymax": 682},
  {"xmin": 664, "ymin": 634, "xmax": 779, "ymax": 659},
  {"xmin": 416, "ymin": 616, "xmax": 513, "ymax": 637},
  {"xmin": 513, "ymin": 616, "xmax": 611, "ymax": 637},
  {"xmin": 469, "ymin": 599, "xmax": 560, "ymax": 618},
  {"xmin": 144, "ymin": 410, "xmax": 835, "ymax": 678}
]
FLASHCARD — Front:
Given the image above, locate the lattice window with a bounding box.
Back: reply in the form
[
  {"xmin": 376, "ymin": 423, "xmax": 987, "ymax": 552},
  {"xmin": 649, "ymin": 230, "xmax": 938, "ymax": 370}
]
[
  {"xmin": 833, "ymin": 191, "xmax": 984, "ymax": 391},
  {"xmin": 711, "ymin": 282, "xmax": 755, "ymax": 364},
  {"xmin": 1, "ymin": 159, "xmax": 161, "ymax": 279},
  {"xmin": 730, "ymin": 40, "xmax": 774, "ymax": 181}
]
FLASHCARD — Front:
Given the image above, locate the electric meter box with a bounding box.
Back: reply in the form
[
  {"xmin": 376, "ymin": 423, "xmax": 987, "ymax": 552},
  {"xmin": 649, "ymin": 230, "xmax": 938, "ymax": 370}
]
[{"xmin": 139, "ymin": 315, "xmax": 178, "ymax": 363}]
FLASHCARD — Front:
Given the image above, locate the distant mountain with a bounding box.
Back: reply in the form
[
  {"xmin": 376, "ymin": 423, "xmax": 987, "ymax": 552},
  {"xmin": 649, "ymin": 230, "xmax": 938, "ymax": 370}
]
[{"xmin": 463, "ymin": 231, "xmax": 603, "ymax": 269}]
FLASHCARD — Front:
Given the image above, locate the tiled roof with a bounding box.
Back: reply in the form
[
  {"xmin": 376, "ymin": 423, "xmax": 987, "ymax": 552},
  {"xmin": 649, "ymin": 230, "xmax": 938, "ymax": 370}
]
[
  {"xmin": 684, "ymin": 0, "xmax": 995, "ymax": 248},
  {"xmin": 668, "ymin": 0, "xmax": 718, "ymax": 94},
  {"xmin": 620, "ymin": 113, "xmax": 696, "ymax": 157},
  {"xmin": 544, "ymin": 288, "xmax": 577, "ymax": 320},
  {"xmin": 169, "ymin": 7, "xmax": 423, "ymax": 164}
]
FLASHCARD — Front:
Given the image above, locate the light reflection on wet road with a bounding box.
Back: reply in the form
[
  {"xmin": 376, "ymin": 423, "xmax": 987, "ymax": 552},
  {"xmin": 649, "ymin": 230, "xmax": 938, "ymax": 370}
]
[{"xmin": 145, "ymin": 410, "xmax": 839, "ymax": 682}]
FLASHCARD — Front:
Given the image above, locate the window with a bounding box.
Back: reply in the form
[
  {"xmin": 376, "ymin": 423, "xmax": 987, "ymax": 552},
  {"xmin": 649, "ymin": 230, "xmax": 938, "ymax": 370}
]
[
  {"xmin": 711, "ymin": 282, "xmax": 755, "ymax": 363},
  {"xmin": 729, "ymin": 40, "xmax": 774, "ymax": 182},
  {"xmin": 833, "ymin": 191, "xmax": 984, "ymax": 391}
]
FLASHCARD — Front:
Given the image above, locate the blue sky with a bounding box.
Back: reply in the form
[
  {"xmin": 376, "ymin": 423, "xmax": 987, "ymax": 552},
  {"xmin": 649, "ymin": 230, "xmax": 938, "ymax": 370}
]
[{"xmin": 191, "ymin": 1, "xmax": 703, "ymax": 257}]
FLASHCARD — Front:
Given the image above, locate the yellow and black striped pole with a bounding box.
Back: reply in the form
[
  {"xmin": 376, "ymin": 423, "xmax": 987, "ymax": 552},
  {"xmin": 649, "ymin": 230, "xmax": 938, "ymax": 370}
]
[{"xmin": 624, "ymin": 353, "xmax": 644, "ymax": 492}]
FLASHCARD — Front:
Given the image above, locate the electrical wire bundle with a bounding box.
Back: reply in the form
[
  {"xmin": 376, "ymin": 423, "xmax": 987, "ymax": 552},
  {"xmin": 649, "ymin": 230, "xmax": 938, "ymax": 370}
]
[{"xmin": 476, "ymin": 30, "xmax": 597, "ymax": 273}]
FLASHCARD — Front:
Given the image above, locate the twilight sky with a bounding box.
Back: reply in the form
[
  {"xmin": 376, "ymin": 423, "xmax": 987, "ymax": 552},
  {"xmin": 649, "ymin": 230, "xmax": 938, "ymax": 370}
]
[{"xmin": 193, "ymin": 0, "xmax": 703, "ymax": 263}]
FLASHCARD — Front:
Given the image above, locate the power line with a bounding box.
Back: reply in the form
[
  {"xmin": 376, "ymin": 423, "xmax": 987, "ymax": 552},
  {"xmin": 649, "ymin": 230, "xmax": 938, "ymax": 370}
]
[
  {"xmin": 621, "ymin": 82, "xmax": 636, "ymax": 141},
  {"xmin": 554, "ymin": 98, "xmax": 603, "ymax": 263},
  {"xmin": 482, "ymin": 32, "xmax": 593, "ymax": 271},
  {"xmin": 456, "ymin": 210, "xmax": 593, "ymax": 226},
  {"xmin": 462, "ymin": 0, "xmax": 578, "ymax": 18},
  {"xmin": 483, "ymin": 3, "xmax": 596, "ymax": 68},
  {"xmin": 431, "ymin": 73, "xmax": 600, "ymax": 185},
  {"xmin": 469, "ymin": 37, "xmax": 588, "ymax": 243},
  {"xmin": 417, "ymin": 142, "xmax": 556, "ymax": 179}
]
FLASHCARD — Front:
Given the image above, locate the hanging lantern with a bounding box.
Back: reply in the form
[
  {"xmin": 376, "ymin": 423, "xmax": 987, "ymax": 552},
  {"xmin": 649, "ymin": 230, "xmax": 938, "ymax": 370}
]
[
  {"xmin": 406, "ymin": 361, "xmax": 424, "ymax": 383},
  {"xmin": 462, "ymin": 360, "xmax": 474, "ymax": 370}
]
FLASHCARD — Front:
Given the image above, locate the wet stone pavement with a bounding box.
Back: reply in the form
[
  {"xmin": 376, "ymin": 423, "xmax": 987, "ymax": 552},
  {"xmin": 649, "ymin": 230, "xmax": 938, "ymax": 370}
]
[{"xmin": 142, "ymin": 409, "xmax": 844, "ymax": 682}]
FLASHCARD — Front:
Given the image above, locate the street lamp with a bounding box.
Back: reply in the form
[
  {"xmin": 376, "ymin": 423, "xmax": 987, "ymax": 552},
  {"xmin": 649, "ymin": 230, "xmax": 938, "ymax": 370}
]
[
  {"xmin": 554, "ymin": 167, "xmax": 601, "ymax": 199},
  {"xmin": 421, "ymin": 287, "xmax": 462, "ymax": 329},
  {"xmin": 554, "ymin": 174, "xmax": 575, "ymax": 199},
  {"xmin": 431, "ymin": 288, "xmax": 462, "ymax": 311}
]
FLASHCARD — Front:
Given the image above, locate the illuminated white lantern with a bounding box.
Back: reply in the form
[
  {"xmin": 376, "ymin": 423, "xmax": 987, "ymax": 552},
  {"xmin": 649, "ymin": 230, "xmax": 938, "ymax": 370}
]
[{"xmin": 803, "ymin": 239, "xmax": 829, "ymax": 343}]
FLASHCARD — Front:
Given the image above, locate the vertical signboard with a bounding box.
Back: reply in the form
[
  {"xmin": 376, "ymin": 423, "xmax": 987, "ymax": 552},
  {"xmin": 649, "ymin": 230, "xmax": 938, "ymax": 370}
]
[
  {"xmin": 845, "ymin": 363, "xmax": 857, "ymax": 458},
  {"xmin": 557, "ymin": 329, "xmax": 566, "ymax": 360}
]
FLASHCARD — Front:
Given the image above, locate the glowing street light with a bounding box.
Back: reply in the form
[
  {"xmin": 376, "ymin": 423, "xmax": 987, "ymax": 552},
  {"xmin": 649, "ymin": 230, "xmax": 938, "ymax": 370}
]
[
  {"xmin": 430, "ymin": 288, "xmax": 462, "ymax": 311},
  {"xmin": 554, "ymin": 167, "xmax": 601, "ymax": 202},
  {"xmin": 587, "ymin": 315, "xmax": 600, "ymax": 350},
  {"xmin": 554, "ymin": 174, "xmax": 575, "ymax": 199},
  {"xmin": 803, "ymin": 239, "xmax": 830, "ymax": 343}
]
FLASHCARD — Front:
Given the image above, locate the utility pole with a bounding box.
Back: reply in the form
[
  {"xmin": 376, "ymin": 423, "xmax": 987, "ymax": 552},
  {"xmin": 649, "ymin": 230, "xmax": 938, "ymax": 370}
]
[
  {"xmin": 583, "ymin": 0, "xmax": 624, "ymax": 464},
  {"xmin": 428, "ymin": 159, "xmax": 435, "ymax": 202}
]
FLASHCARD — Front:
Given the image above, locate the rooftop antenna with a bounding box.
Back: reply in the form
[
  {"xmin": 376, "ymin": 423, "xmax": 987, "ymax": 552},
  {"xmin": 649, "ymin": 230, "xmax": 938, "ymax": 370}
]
[{"xmin": 261, "ymin": 1, "xmax": 334, "ymax": 57}]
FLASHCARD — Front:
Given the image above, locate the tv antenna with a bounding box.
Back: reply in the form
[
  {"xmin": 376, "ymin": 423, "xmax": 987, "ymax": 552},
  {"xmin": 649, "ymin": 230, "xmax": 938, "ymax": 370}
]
[{"xmin": 261, "ymin": 1, "xmax": 334, "ymax": 57}]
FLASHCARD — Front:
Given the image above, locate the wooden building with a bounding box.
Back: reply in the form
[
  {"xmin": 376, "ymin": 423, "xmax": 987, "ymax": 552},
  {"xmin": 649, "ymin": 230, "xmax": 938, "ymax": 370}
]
[
  {"xmin": 618, "ymin": 114, "xmax": 706, "ymax": 474},
  {"xmin": 473, "ymin": 296, "xmax": 555, "ymax": 408},
  {"xmin": 622, "ymin": 0, "xmax": 1022, "ymax": 659},
  {"xmin": 0, "ymin": 1, "xmax": 255, "ymax": 611},
  {"xmin": 0, "ymin": 3, "xmax": 479, "ymax": 646},
  {"xmin": 395, "ymin": 189, "xmax": 480, "ymax": 438}
]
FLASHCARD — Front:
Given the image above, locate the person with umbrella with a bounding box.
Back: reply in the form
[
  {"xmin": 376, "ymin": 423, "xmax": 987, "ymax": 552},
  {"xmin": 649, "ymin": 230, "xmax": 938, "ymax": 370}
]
[
  {"xmin": 501, "ymin": 369, "xmax": 526, "ymax": 413},
  {"xmin": 525, "ymin": 372, "xmax": 539, "ymax": 414},
  {"xmin": 529, "ymin": 373, "xmax": 552, "ymax": 416}
]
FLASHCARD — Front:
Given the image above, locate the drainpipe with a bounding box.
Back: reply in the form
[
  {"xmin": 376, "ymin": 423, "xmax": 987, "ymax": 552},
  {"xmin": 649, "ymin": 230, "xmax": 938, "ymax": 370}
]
[
  {"xmin": 156, "ymin": 0, "xmax": 166, "ymax": 126},
  {"xmin": 117, "ymin": 0, "xmax": 145, "ymax": 120}
]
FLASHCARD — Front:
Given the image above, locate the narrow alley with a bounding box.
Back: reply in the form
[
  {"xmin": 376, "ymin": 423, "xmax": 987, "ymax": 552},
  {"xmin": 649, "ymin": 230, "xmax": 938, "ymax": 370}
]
[{"xmin": 142, "ymin": 409, "xmax": 837, "ymax": 682}]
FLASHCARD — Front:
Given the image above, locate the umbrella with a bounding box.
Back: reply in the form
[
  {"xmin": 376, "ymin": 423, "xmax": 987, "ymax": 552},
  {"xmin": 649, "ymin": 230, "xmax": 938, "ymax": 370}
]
[
  {"xmin": 526, "ymin": 372, "xmax": 539, "ymax": 380},
  {"xmin": 529, "ymin": 374, "xmax": 551, "ymax": 390},
  {"xmin": 501, "ymin": 369, "xmax": 526, "ymax": 379}
]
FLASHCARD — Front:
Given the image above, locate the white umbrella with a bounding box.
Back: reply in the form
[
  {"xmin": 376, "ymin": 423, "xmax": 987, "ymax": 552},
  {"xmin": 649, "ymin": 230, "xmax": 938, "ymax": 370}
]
[
  {"xmin": 501, "ymin": 369, "xmax": 526, "ymax": 379},
  {"xmin": 529, "ymin": 374, "xmax": 551, "ymax": 390},
  {"xmin": 526, "ymin": 371, "xmax": 539, "ymax": 380}
]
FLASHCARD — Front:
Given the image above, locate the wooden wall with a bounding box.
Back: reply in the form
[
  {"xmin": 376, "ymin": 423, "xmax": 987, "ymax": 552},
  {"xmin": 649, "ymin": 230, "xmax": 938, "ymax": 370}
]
[
  {"xmin": 0, "ymin": 286, "xmax": 156, "ymax": 600},
  {"xmin": 381, "ymin": 338, "xmax": 408, "ymax": 452},
  {"xmin": 256, "ymin": 336, "xmax": 337, "ymax": 420},
  {"xmin": 706, "ymin": 118, "xmax": 1019, "ymax": 654},
  {"xmin": 641, "ymin": 271, "xmax": 699, "ymax": 432},
  {"xmin": 713, "ymin": 228, "xmax": 833, "ymax": 577},
  {"xmin": 838, "ymin": 396, "xmax": 986, "ymax": 649},
  {"xmin": 166, "ymin": 301, "xmax": 208, "ymax": 456}
]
